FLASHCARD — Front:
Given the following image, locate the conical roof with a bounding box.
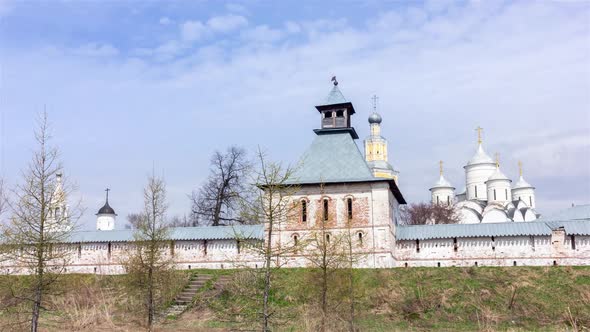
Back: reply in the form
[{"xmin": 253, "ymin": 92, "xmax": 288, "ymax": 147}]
[
  {"xmin": 321, "ymin": 85, "xmax": 348, "ymax": 105},
  {"xmin": 487, "ymin": 167, "xmax": 511, "ymax": 182},
  {"xmin": 430, "ymin": 174, "xmax": 454, "ymax": 190},
  {"xmin": 467, "ymin": 144, "xmax": 495, "ymax": 166},
  {"xmin": 513, "ymin": 175, "xmax": 534, "ymax": 189}
]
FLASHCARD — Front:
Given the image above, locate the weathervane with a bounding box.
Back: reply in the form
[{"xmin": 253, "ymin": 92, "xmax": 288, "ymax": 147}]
[
  {"xmin": 105, "ymin": 188, "xmax": 110, "ymax": 203},
  {"xmin": 331, "ymin": 76, "xmax": 338, "ymax": 86}
]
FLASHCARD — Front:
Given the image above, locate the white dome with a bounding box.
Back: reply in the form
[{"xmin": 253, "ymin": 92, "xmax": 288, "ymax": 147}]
[
  {"xmin": 430, "ymin": 175, "xmax": 454, "ymax": 190},
  {"xmin": 513, "ymin": 175, "xmax": 534, "ymax": 189},
  {"xmin": 466, "ymin": 144, "xmax": 495, "ymax": 166},
  {"xmin": 486, "ymin": 168, "xmax": 511, "ymax": 182}
]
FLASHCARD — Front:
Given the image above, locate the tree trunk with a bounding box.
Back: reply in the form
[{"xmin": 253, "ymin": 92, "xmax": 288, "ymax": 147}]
[
  {"xmin": 262, "ymin": 211, "xmax": 274, "ymax": 332},
  {"xmin": 148, "ymin": 265, "xmax": 154, "ymax": 331}
]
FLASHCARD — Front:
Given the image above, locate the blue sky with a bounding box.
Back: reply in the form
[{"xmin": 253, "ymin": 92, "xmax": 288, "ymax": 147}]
[{"xmin": 1, "ymin": 0, "xmax": 589, "ymax": 229}]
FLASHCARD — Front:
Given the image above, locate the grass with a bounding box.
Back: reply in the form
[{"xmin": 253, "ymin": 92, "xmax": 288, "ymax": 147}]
[{"xmin": 0, "ymin": 266, "xmax": 588, "ymax": 331}]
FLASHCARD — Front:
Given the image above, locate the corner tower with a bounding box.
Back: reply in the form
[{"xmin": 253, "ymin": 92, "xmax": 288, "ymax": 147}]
[{"xmin": 364, "ymin": 95, "xmax": 398, "ymax": 182}]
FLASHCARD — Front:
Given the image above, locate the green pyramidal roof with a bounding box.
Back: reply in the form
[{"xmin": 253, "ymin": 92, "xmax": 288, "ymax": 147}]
[
  {"xmin": 321, "ymin": 85, "xmax": 348, "ymax": 105},
  {"xmin": 287, "ymin": 132, "xmax": 376, "ymax": 184}
]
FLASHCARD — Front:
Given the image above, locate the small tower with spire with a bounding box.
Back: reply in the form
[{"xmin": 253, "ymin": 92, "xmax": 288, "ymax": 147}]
[
  {"xmin": 512, "ymin": 161, "xmax": 536, "ymax": 208},
  {"xmin": 96, "ymin": 188, "xmax": 117, "ymax": 231},
  {"xmin": 429, "ymin": 160, "xmax": 455, "ymax": 205},
  {"xmin": 364, "ymin": 95, "xmax": 399, "ymax": 182}
]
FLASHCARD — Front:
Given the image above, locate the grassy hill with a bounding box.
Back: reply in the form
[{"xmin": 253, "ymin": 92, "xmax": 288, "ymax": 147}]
[{"xmin": 1, "ymin": 266, "xmax": 589, "ymax": 331}]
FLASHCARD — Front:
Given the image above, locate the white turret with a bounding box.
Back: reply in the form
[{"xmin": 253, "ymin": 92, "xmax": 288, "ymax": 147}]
[
  {"xmin": 464, "ymin": 127, "xmax": 496, "ymax": 201},
  {"xmin": 512, "ymin": 161, "xmax": 536, "ymax": 208},
  {"xmin": 47, "ymin": 173, "xmax": 70, "ymax": 232},
  {"xmin": 485, "ymin": 154, "xmax": 512, "ymax": 204},
  {"xmin": 96, "ymin": 188, "xmax": 116, "ymax": 231},
  {"xmin": 430, "ymin": 161, "xmax": 455, "ymax": 205}
]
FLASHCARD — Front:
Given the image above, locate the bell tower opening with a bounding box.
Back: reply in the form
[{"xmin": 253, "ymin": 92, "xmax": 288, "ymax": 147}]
[{"xmin": 313, "ymin": 76, "xmax": 359, "ymax": 139}]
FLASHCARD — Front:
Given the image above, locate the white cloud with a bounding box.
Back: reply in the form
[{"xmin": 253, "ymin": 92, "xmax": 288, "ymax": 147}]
[
  {"xmin": 285, "ymin": 21, "xmax": 301, "ymax": 34},
  {"xmin": 181, "ymin": 20, "xmax": 206, "ymax": 41},
  {"xmin": 71, "ymin": 43, "xmax": 119, "ymax": 57},
  {"xmin": 241, "ymin": 25, "xmax": 284, "ymax": 43},
  {"xmin": 225, "ymin": 3, "xmax": 247, "ymax": 14},
  {"xmin": 159, "ymin": 17, "xmax": 173, "ymax": 25},
  {"xmin": 0, "ymin": 0, "xmax": 14, "ymax": 18},
  {"xmin": 207, "ymin": 14, "xmax": 248, "ymax": 33}
]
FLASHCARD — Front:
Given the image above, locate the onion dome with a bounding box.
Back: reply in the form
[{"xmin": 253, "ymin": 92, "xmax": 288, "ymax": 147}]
[
  {"xmin": 96, "ymin": 189, "xmax": 116, "ymax": 215},
  {"xmin": 368, "ymin": 112, "xmax": 382, "ymax": 124},
  {"xmin": 97, "ymin": 201, "xmax": 115, "ymax": 215},
  {"xmin": 467, "ymin": 144, "xmax": 495, "ymax": 166}
]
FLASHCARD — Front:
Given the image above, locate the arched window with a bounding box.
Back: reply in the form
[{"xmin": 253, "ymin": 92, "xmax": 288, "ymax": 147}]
[
  {"xmin": 475, "ymin": 186, "xmax": 478, "ymax": 198},
  {"xmin": 447, "ymin": 196, "xmax": 450, "ymax": 205},
  {"xmin": 493, "ymin": 189, "xmax": 497, "ymax": 200},
  {"xmin": 436, "ymin": 196, "xmax": 440, "ymax": 204},
  {"xmin": 326, "ymin": 234, "xmax": 330, "ymax": 243},
  {"xmin": 336, "ymin": 110, "xmax": 344, "ymax": 117},
  {"xmin": 323, "ymin": 199, "xmax": 329, "ymax": 221},
  {"xmin": 301, "ymin": 200, "xmax": 307, "ymax": 222},
  {"xmin": 347, "ymin": 198, "xmax": 353, "ymax": 220},
  {"xmin": 55, "ymin": 207, "xmax": 61, "ymax": 219},
  {"xmin": 293, "ymin": 235, "xmax": 298, "ymax": 246},
  {"xmin": 529, "ymin": 197, "xmax": 532, "ymax": 206},
  {"xmin": 358, "ymin": 232, "xmax": 363, "ymax": 246}
]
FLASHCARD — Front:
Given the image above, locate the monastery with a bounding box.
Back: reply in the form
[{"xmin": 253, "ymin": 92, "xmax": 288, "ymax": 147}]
[{"xmin": 2, "ymin": 80, "xmax": 589, "ymax": 274}]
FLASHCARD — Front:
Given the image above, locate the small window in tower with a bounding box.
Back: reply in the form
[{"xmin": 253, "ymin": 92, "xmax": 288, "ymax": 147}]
[
  {"xmin": 475, "ymin": 186, "xmax": 478, "ymax": 198},
  {"xmin": 416, "ymin": 240, "xmax": 420, "ymax": 253},
  {"xmin": 325, "ymin": 111, "xmax": 333, "ymax": 118},
  {"xmin": 436, "ymin": 196, "xmax": 440, "ymax": 204},
  {"xmin": 336, "ymin": 110, "xmax": 344, "ymax": 117},
  {"xmin": 529, "ymin": 197, "xmax": 532, "ymax": 206},
  {"xmin": 301, "ymin": 200, "xmax": 307, "ymax": 222},
  {"xmin": 493, "ymin": 189, "xmax": 497, "ymax": 200},
  {"xmin": 55, "ymin": 207, "xmax": 61, "ymax": 219},
  {"xmin": 358, "ymin": 232, "xmax": 363, "ymax": 246},
  {"xmin": 293, "ymin": 235, "xmax": 298, "ymax": 246},
  {"xmin": 447, "ymin": 196, "xmax": 450, "ymax": 205},
  {"xmin": 505, "ymin": 189, "xmax": 508, "ymax": 200},
  {"xmin": 326, "ymin": 234, "xmax": 330, "ymax": 243},
  {"xmin": 347, "ymin": 198, "xmax": 353, "ymax": 220},
  {"xmin": 323, "ymin": 199, "xmax": 329, "ymax": 221}
]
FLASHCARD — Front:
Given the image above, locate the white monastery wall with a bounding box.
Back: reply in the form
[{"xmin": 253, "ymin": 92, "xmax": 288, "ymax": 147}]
[{"xmin": 394, "ymin": 234, "xmax": 590, "ymax": 267}]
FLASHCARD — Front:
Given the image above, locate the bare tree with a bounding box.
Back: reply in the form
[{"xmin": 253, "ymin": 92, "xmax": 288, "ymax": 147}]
[
  {"xmin": 239, "ymin": 148, "xmax": 299, "ymax": 332},
  {"xmin": 400, "ymin": 202, "xmax": 460, "ymax": 225},
  {"xmin": 123, "ymin": 173, "xmax": 172, "ymax": 331},
  {"xmin": 191, "ymin": 146, "xmax": 251, "ymax": 226},
  {"xmin": 2, "ymin": 112, "xmax": 81, "ymax": 332}
]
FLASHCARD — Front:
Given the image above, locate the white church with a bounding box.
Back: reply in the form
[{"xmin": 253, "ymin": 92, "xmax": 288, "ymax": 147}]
[
  {"xmin": 2, "ymin": 79, "xmax": 589, "ymax": 274},
  {"xmin": 430, "ymin": 130, "xmax": 539, "ymax": 224}
]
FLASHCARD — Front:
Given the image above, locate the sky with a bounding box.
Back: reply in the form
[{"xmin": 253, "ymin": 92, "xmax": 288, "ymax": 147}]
[{"xmin": 0, "ymin": 0, "xmax": 589, "ymax": 230}]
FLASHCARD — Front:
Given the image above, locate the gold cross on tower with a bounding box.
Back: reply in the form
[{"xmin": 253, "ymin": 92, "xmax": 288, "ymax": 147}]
[
  {"xmin": 439, "ymin": 160, "xmax": 444, "ymax": 176},
  {"xmin": 495, "ymin": 153, "xmax": 500, "ymax": 168},
  {"xmin": 475, "ymin": 126, "xmax": 483, "ymax": 144},
  {"xmin": 518, "ymin": 161, "xmax": 523, "ymax": 177}
]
